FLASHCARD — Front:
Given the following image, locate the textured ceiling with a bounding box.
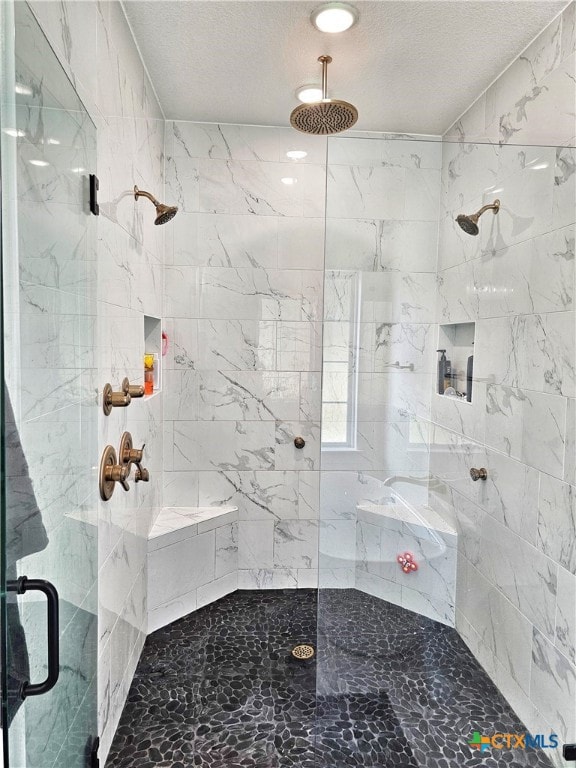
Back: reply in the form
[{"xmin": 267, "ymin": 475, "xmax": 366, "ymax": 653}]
[{"xmin": 124, "ymin": 0, "xmax": 568, "ymax": 134}]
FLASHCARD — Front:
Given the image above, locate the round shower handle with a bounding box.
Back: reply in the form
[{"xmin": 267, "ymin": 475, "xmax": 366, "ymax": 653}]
[
  {"xmin": 294, "ymin": 436, "xmax": 306, "ymax": 450},
  {"xmin": 470, "ymin": 467, "xmax": 488, "ymax": 482}
]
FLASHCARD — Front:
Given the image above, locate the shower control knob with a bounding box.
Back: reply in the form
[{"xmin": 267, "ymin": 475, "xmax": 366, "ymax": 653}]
[
  {"xmin": 294, "ymin": 437, "xmax": 306, "ymax": 449},
  {"xmin": 470, "ymin": 467, "xmax": 488, "ymax": 482},
  {"xmin": 122, "ymin": 377, "xmax": 145, "ymax": 398},
  {"xmin": 134, "ymin": 464, "xmax": 150, "ymax": 483},
  {"xmin": 99, "ymin": 445, "xmax": 130, "ymax": 501},
  {"xmin": 119, "ymin": 432, "xmax": 145, "ymax": 465},
  {"xmin": 102, "ymin": 382, "xmax": 131, "ymax": 416}
]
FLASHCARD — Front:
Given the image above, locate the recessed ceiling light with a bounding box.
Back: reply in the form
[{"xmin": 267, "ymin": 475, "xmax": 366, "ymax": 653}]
[
  {"xmin": 46, "ymin": 138, "xmax": 60, "ymax": 145},
  {"xmin": 311, "ymin": 2, "xmax": 358, "ymax": 33},
  {"xmin": 29, "ymin": 159, "xmax": 49, "ymax": 167},
  {"xmin": 281, "ymin": 177, "xmax": 298, "ymax": 185},
  {"xmin": 296, "ymin": 85, "xmax": 323, "ymax": 104},
  {"xmin": 286, "ymin": 150, "xmax": 308, "ymax": 160},
  {"xmin": 4, "ymin": 129, "xmax": 25, "ymax": 138}
]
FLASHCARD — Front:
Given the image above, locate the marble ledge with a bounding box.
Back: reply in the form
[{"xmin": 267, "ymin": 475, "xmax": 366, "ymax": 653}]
[
  {"xmin": 357, "ymin": 500, "xmax": 457, "ymax": 542},
  {"xmin": 149, "ymin": 505, "xmax": 238, "ymax": 551}
]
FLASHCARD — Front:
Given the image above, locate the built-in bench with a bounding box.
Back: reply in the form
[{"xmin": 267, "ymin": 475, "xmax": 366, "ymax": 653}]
[
  {"xmin": 147, "ymin": 506, "xmax": 238, "ymax": 633},
  {"xmin": 356, "ymin": 494, "xmax": 457, "ymax": 626}
]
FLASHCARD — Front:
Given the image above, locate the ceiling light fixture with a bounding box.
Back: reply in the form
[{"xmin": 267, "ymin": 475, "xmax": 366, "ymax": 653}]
[
  {"xmin": 281, "ymin": 177, "xmax": 298, "ymax": 185},
  {"xmin": 311, "ymin": 2, "xmax": 358, "ymax": 33},
  {"xmin": 286, "ymin": 150, "xmax": 308, "ymax": 160},
  {"xmin": 15, "ymin": 82, "xmax": 32, "ymax": 96},
  {"xmin": 29, "ymin": 159, "xmax": 49, "ymax": 167},
  {"xmin": 296, "ymin": 85, "xmax": 324, "ymax": 104}
]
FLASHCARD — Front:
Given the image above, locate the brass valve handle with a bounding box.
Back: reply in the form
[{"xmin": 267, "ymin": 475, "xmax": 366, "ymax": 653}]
[
  {"xmin": 294, "ymin": 437, "xmax": 306, "ymax": 449},
  {"xmin": 103, "ymin": 383, "xmax": 131, "ymax": 416},
  {"xmin": 99, "ymin": 445, "xmax": 130, "ymax": 500},
  {"xmin": 470, "ymin": 467, "xmax": 488, "ymax": 481},
  {"xmin": 119, "ymin": 432, "xmax": 145, "ymax": 465},
  {"xmin": 122, "ymin": 377, "xmax": 145, "ymax": 398},
  {"xmin": 134, "ymin": 464, "xmax": 150, "ymax": 483}
]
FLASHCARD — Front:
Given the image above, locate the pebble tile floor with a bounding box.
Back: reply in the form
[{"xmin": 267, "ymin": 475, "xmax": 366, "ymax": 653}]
[{"xmin": 106, "ymin": 589, "xmax": 555, "ymax": 768}]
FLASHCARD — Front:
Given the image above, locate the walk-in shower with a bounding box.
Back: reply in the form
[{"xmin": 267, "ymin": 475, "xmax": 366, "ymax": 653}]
[{"xmin": 1, "ymin": 2, "xmax": 575, "ymax": 768}]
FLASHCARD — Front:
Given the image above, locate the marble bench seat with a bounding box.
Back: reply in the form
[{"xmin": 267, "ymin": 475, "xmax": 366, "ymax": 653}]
[
  {"xmin": 147, "ymin": 506, "xmax": 238, "ymax": 633},
  {"xmin": 355, "ymin": 495, "xmax": 457, "ymax": 626}
]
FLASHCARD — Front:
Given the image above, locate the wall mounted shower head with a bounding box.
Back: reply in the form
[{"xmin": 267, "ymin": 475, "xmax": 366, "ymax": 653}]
[
  {"xmin": 456, "ymin": 199, "xmax": 500, "ymax": 236},
  {"xmin": 290, "ymin": 56, "xmax": 358, "ymax": 135},
  {"xmin": 134, "ymin": 186, "xmax": 178, "ymax": 225}
]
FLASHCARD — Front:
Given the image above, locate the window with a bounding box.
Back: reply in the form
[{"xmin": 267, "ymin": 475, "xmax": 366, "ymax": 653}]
[{"xmin": 321, "ymin": 270, "xmax": 360, "ymax": 449}]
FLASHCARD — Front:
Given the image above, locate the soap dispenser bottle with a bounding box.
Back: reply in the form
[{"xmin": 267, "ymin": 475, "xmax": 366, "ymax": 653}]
[
  {"xmin": 437, "ymin": 350, "xmax": 447, "ymax": 394},
  {"xmin": 466, "ymin": 345, "xmax": 474, "ymax": 402}
]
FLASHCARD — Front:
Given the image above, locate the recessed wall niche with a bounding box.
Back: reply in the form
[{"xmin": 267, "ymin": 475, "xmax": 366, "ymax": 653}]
[
  {"xmin": 437, "ymin": 322, "xmax": 475, "ymax": 403},
  {"xmin": 144, "ymin": 315, "xmax": 162, "ymax": 396}
]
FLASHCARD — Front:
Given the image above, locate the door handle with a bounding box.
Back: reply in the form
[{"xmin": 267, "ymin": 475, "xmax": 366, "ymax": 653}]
[{"xmin": 7, "ymin": 576, "xmax": 60, "ymax": 699}]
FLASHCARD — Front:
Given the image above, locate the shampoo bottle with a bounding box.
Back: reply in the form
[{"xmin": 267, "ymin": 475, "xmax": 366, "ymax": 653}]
[{"xmin": 437, "ymin": 350, "xmax": 447, "ymax": 394}]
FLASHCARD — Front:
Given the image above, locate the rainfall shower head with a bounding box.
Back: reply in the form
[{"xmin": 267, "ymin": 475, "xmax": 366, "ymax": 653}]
[
  {"xmin": 456, "ymin": 199, "xmax": 500, "ymax": 236},
  {"xmin": 290, "ymin": 56, "xmax": 358, "ymax": 135},
  {"xmin": 134, "ymin": 186, "xmax": 178, "ymax": 225}
]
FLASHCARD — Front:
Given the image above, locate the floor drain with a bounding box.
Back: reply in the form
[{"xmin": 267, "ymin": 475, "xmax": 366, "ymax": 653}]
[{"xmin": 291, "ymin": 643, "xmax": 315, "ymax": 660}]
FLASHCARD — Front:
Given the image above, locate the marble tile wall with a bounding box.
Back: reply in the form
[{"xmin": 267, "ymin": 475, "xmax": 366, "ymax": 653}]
[
  {"xmin": 25, "ymin": 1, "xmax": 166, "ymax": 762},
  {"xmin": 433, "ymin": 4, "xmax": 576, "ymax": 764},
  {"xmin": 163, "ymin": 122, "xmax": 326, "ymax": 590}
]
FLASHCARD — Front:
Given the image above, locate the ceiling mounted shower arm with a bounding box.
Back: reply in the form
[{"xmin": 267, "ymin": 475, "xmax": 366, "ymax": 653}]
[{"xmin": 319, "ymin": 55, "xmax": 332, "ymax": 100}]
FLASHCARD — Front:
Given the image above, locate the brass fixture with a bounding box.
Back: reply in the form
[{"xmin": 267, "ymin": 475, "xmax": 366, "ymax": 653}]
[
  {"xmin": 122, "ymin": 377, "xmax": 145, "ymax": 398},
  {"xmin": 102, "ymin": 382, "xmax": 131, "ymax": 416},
  {"xmin": 99, "ymin": 445, "xmax": 130, "ymax": 501},
  {"xmin": 134, "ymin": 465, "xmax": 150, "ymax": 483},
  {"xmin": 119, "ymin": 431, "xmax": 145, "ymax": 465},
  {"xmin": 134, "ymin": 185, "xmax": 178, "ymax": 225},
  {"xmin": 294, "ymin": 436, "xmax": 306, "ymax": 449},
  {"xmin": 119, "ymin": 431, "xmax": 150, "ymax": 484},
  {"xmin": 291, "ymin": 643, "xmax": 315, "ymax": 660},
  {"xmin": 470, "ymin": 467, "xmax": 488, "ymax": 481},
  {"xmin": 456, "ymin": 200, "xmax": 500, "ymax": 236},
  {"xmin": 290, "ymin": 56, "xmax": 358, "ymax": 135}
]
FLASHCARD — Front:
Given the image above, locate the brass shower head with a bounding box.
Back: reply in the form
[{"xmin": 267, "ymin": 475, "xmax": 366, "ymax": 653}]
[
  {"xmin": 456, "ymin": 199, "xmax": 500, "ymax": 236},
  {"xmin": 290, "ymin": 56, "xmax": 358, "ymax": 135},
  {"xmin": 134, "ymin": 186, "xmax": 178, "ymax": 225}
]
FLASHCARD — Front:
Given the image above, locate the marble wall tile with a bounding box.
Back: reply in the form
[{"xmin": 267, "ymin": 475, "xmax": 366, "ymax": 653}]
[
  {"xmin": 555, "ymin": 565, "xmax": 576, "ymax": 665},
  {"xmin": 198, "ymin": 469, "xmax": 299, "ymax": 521},
  {"xmin": 273, "ymin": 520, "xmax": 318, "ymax": 569},
  {"xmin": 531, "ymin": 628, "xmax": 576, "ymax": 741},
  {"xmin": 198, "ymin": 371, "xmax": 300, "ymax": 421},
  {"xmin": 173, "ymin": 420, "xmax": 275, "ymax": 471},
  {"xmin": 326, "ymin": 165, "xmax": 406, "ymax": 220},
  {"xmin": 148, "ymin": 531, "xmax": 215, "ymax": 609},
  {"xmin": 238, "ymin": 568, "xmax": 298, "ymax": 590},
  {"xmin": 196, "ymin": 318, "xmax": 276, "ymax": 371},
  {"xmin": 198, "ymin": 159, "xmax": 326, "ymax": 218},
  {"xmin": 485, "ymin": 385, "xmax": 567, "ymax": 477},
  {"xmin": 238, "ymin": 520, "xmax": 274, "ymax": 569},
  {"xmin": 215, "ymin": 523, "xmax": 238, "ymax": 578},
  {"xmin": 325, "ymin": 218, "xmax": 439, "ymax": 273},
  {"xmin": 537, "ymin": 473, "xmax": 576, "ymax": 574}
]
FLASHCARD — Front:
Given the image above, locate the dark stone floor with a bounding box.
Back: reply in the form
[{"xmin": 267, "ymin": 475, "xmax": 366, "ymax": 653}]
[{"xmin": 106, "ymin": 589, "xmax": 555, "ymax": 768}]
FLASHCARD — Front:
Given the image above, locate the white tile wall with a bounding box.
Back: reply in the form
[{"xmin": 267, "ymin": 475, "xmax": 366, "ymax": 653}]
[
  {"xmin": 164, "ymin": 122, "xmax": 325, "ymax": 587},
  {"xmin": 436, "ymin": 4, "xmax": 576, "ymax": 762}
]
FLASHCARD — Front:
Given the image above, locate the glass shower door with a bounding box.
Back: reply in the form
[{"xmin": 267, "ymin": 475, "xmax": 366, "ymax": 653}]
[
  {"xmin": 316, "ymin": 132, "xmax": 576, "ymax": 767},
  {"xmin": 0, "ymin": 2, "xmax": 98, "ymax": 766}
]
